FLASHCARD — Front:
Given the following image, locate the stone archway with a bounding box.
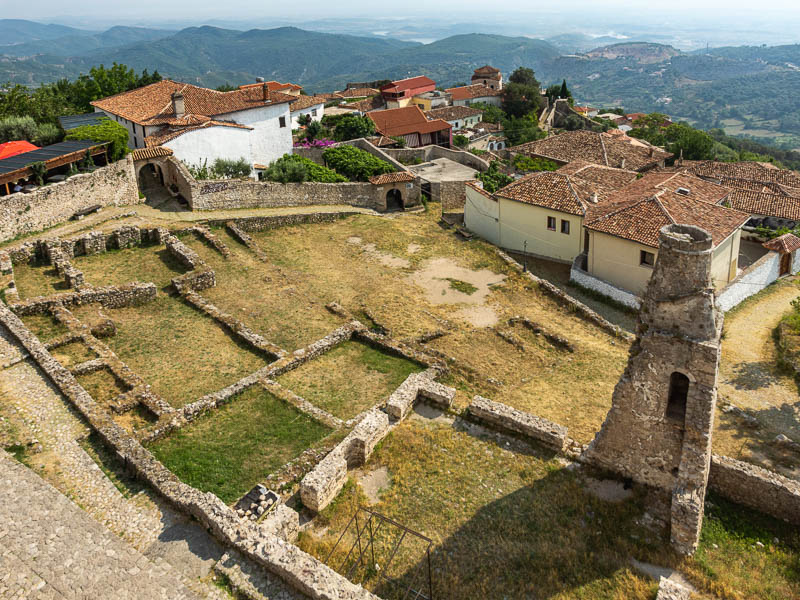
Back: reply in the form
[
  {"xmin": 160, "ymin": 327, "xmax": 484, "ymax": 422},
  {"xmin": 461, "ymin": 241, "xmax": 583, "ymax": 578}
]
[
  {"xmin": 386, "ymin": 188, "xmax": 403, "ymax": 211},
  {"xmin": 137, "ymin": 163, "xmax": 164, "ymax": 189}
]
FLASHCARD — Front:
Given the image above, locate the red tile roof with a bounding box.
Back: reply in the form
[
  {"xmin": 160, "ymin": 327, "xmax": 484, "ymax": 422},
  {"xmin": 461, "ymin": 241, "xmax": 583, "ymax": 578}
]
[
  {"xmin": 474, "ymin": 65, "xmax": 501, "ymax": 75},
  {"xmin": 380, "ymin": 76, "xmax": 436, "ymax": 94},
  {"xmin": 368, "ymin": 171, "xmax": 415, "ymax": 185},
  {"xmin": 556, "ymin": 160, "xmax": 639, "ymax": 198},
  {"xmin": 424, "ymin": 106, "xmax": 483, "ymax": 122},
  {"xmin": 130, "ymin": 146, "xmax": 173, "ymax": 160},
  {"xmin": 446, "ymin": 84, "xmax": 503, "ymax": 101},
  {"xmin": 466, "ymin": 180, "xmax": 495, "ymax": 200},
  {"xmin": 687, "ymin": 160, "xmax": 800, "ymax": 188},
  {"xmin": 762, "ymin": 233, "xmax": 800, "ymax": 253},
  {"xmin": 495, "ymin": 171, "xmax": 597, "ymax": 216},
  {"xmin": 510, "ymin": 130, "xmax": 672, "ymax": 171},
  {"xmin": 240, "ymin": 81, "xmax": 302, "ymax": 93},
  {"xmin": 726, "ymin": 189, "xmax": 800, "ymax": 220},
  {"xmin": 145, "ymin": 120, "xmax": 252, "ymax": 147},
  {"xmin": 289, "ymin": 95, "xmax": 328, "ymax": 112},
  {"xmin": 334, "ymin": 87, "xmax": 380, "ymax": 98},
  {"xmin": 91, "ymin": 79, "xmax": 295, "ymax": 126},
  {"xmin": 585, "ymin": 172, "xmax": 747, "ymax": 247},
  {"xmin": 367, "ymin": 106, "xmax": 451, "ymax": 138},
  {"xmin": 341, "ymin": 96, "xmax": 385, "ymax": 113}
]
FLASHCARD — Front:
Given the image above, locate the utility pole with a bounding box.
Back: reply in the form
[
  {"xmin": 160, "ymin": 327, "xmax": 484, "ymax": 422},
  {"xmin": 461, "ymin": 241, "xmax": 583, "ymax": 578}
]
[{"xmin": 523, "ymin": 240, "xmax": 528, "ymax": 272}]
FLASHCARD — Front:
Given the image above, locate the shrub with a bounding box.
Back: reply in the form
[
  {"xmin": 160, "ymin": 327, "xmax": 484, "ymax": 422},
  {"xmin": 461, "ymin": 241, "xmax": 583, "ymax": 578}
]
[
  {"xmin": 27, "ymin": 161, "xmax": 47, "ymax": 186},
  {"xmin": 512, "ymin": 155, "xmax": 558, "ymax": 172},
  {"xmin": 322, "ymin": 145, "xmax": 394, "ymax": 181},
  {"xmin": 211, "ymin": 157, "xmax": 251, "ymax": 179},
  {"xmin": 32, "ymin": 123, "xmax": 62, "ymax": 146},
  {"xmin": 263, "ymin": 154, "xmax": 347, "ymax": 183},
  {"xmin": 0, "ymin": 115, "xmax": 63, "ymax": 146},
  {"xmin": 64, "ymin": 118, "xmax": 129, "ymax": 161},
  {"xmin": 475, "ymin": 162, "xmax": 513, "ymax": 193},
  {"xmin": 453, "ymin": 134, "xmax": 469, "ymax": 149},
  {"xmin": 187, "ymin": 159, "xmax": 212, "ymax": 180},
  {"xmin": 332, "ymin": 114, "xmax": 375, "ymax": 142}
]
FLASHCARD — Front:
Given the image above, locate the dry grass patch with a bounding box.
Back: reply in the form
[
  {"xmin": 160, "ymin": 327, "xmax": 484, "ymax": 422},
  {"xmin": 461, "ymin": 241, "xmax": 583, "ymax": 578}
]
[
  {"xmin": 148, "ymin": 385, "xmax": 332, "ymax": 503},
  {"xmin": 299, "ymin": 418, "xmax": 664, "ymax": 599},
  {"xmin": 50, "ymin": 342, "xmax": 96, "ymax": 368},
  {"xmin": 277, "ymin": 341, "xmax": 423, "ymax": 420},
  {"xmin": 20, "ymin": 313, "xmax": 68, "ymax": 342},
  {"xmin": 13, "ymin": 262, "xmax": 66, "ymax": 299},
  {"xmin": 75, "ymin": 367, "xmax": 129, "ymax": 404},
  {"xmin": 73, "ymin": 295, "xmax": 267, "ymax": 408},
  {"xmin": 72, "ymin": 245, "xmax": 187, "ymax": 289}
]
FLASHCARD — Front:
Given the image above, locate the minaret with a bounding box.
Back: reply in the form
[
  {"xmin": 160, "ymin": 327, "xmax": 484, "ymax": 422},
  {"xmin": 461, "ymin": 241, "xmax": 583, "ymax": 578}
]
[{"xmin": 584, "ymin": 224, "xmax": 722, "ymax": 554}]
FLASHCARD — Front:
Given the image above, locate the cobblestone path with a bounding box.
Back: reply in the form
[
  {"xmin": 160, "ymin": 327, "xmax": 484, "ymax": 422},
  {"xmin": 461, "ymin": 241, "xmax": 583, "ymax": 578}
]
[{"xmin": 0, "ymin": 448, "xmax": 200, "ymax": 599}]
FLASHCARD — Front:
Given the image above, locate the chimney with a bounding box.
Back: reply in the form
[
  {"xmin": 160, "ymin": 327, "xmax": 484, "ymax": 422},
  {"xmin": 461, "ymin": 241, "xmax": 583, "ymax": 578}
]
[
  {"xmin": 649, "ymin": 147, "xmax": 654, "ymax": 157},
  {"xmin": 171, "ymin": 92, "xmax": 185, "ymax": 118},
  {"xmin": 262, "ymin": 83, "xmax": 269, "ymax": 102},
  {"xmin": 620, "ymin": 158, "xmax": 626, "ymax": 169},
  {"xmin": 591, "ymin": 192, "xmax": 599, "ymax": 204}
]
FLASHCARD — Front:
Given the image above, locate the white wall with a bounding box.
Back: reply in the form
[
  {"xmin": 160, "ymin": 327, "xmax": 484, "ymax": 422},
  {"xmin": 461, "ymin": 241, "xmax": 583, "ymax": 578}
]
[
  {"xmin": 95, "ymin": 109, "xmax": 147, "ymax": 149},
  {"xmin": 218, "ymin": 103, "xmax": 294, "ymax": 168},
  {"xmin": 498, "ymin": 198, "xmax": 584, "ymax": 263},
  {"xmin": 464, "ymin": 185, "xmax": 499, "ymax": 245},
  {"xmin": 717, "ymin": 251, "xmax": 780, "ymax": 311},
  {"xmin": 165, "ymin": 126, "xmax": 253, "ymax": 170},
  {"xmin": 290, "ymin": 103, "xmax": 325, "ymax": 128},
  {"xmin": 454, "ymin": 96, "xmax": 502, "ymax": 107},
  {"xmin": 569, "ymin": 255, "xmax": 642, "ymax": 309}
]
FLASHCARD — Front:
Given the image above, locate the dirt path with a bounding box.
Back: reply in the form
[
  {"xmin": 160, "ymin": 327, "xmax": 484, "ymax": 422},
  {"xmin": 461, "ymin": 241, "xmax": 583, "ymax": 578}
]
[{"xmin": 715, "ymin": 278, "xmax": 800, "ymax": 477}]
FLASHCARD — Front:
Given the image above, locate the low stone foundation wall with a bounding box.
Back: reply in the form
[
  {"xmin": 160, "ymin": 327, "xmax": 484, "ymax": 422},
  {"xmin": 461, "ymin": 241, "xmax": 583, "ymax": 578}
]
[
  {"xmin": 499, "ymin": 250, "xmax": 634, "ymax": 341},
  {"xmin": 0, "ymin": 156, "xmax": 141, "ymax": 243},
  {"xmin": 709, "ymin": 454, "xmax": 800, "ymax": 525},
  {"xmin": 10, "ymin": 282, "xmax": 156, "ymax": 316},
  {"xmin": 468, "ymin": 395, "xmax": 568, "ymax": 452},
  {"xmin": 165, "ymin": 235, "xmax": 202, "ymax": 269},
  {"xmin": 224, "ymin": 221, "xmax": 268, "ymax": 261},
  {"xmin": 569, "ymin": 254, "xmax": 642, "ymax": 310},
  {"xmin": 385, "ymin": 145, "xmax": 489, "ymax": 172},
  {"xmin": 212, "ymin": 211, "xmax": 362, "ymax": 233}
]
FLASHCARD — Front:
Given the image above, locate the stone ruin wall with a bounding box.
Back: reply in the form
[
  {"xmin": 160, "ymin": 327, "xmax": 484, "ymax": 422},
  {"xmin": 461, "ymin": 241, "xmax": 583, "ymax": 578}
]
[
  {"xmin": 0, "ymin": 156, "xmax": 141, "ymax": 243},
  {"xmin": 434, "ymin": 179, "xmax": 469, "ymax": 211}
]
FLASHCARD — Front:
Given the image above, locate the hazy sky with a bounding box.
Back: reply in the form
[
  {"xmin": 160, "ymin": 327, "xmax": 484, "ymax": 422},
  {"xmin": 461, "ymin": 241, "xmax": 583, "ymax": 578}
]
[{"xmin": 3, "ymin": 0, "xmax": 800, "ymax": 21}]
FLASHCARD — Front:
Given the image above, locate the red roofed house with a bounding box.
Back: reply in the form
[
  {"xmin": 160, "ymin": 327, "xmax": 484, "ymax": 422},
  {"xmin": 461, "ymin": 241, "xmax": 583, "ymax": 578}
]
[
  {"xmin": 380, "ymin": 76, "xmax": 436, "ymax": 109},
  {"xmin": 368, "ymin": 106, "xmax": 452, "ymax": 148},
  {"xmin": 91, "ymin": 79, "xmax": 296, "ymax": 175},
  {"xmin": 445, "ymin": 84, "xmax": 503, "ymax": 107}
]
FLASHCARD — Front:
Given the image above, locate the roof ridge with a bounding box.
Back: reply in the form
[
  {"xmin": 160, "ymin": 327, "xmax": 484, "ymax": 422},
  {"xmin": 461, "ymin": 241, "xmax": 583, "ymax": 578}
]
[
  {"xmin": 652, "ymin": 190, "xmax": 677, "ymax": 225},
  {"xmin": 598, "ymin": 132, "xmax": 609, "ymax": 167}
]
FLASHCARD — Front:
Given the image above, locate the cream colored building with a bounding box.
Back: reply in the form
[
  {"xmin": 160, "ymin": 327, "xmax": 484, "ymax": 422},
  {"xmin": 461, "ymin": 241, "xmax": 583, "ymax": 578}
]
[
  {"xmin": 464, "ymin": 163, "xmax": 638, "ymax": 263},
  {"xmin": 583, "ymin": 172, "xmax": 749, "ymax": 296}
]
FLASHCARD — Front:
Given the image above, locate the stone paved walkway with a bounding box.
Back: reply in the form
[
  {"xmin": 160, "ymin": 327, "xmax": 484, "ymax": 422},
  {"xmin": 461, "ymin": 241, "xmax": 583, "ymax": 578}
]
[{"xmin": 0, "ymin": 449, "xmax": 199, "ymax": 599}]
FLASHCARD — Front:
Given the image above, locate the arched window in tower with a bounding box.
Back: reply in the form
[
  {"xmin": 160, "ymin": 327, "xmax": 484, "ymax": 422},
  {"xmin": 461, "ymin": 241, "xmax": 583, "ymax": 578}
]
[{"xmin": 666, "ymin": 372, "xmax": 689, "ymax": 423}]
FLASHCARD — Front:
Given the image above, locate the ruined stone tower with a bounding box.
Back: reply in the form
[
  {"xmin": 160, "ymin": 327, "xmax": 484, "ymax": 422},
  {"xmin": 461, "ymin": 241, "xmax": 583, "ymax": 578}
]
[{"xmin": 584, "ymin": 224, "xmax": 722, "ymax": 554}]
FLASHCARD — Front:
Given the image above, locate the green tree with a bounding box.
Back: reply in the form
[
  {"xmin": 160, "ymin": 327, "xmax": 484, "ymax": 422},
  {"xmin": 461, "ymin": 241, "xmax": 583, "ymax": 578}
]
[
  {"xmin": 322, "ymin": 145, "xmax": 394, "ymax": 181},
  {"xmin": 264, "ymin": 154, "xmax": 346, "ymax": 183},
  {"xmin": 475, "ymin": 162, "xmax": 513, "ymax": 193},
  {"xmin": 663, "ymin": 123, "xmax": 715, "ymax": 160},
  {"xmin": 215, "ymin": 83, "xmax": 237, "ymax": 92},
  {"xmin": 559, "ymin": 79, "xmax": 570, "ymax": 100},
  {"xmin": 64, "ymin": 118, "xmax": 129, "ymax": 161},
  {"xmin": 502, "ymin": 115, "xmax": 545, "ymax": 146},
  {"xmin": 471, "ymin": 102, "xmax": 505, "ymax": 124},
  {"xmin": 297, "ymin": 113, "xmax": 312, "ymax": 127},
  {"xmin": 502, "ymin": 67, "xmax": 543, "ymax": 119},
  {"xmin": 453, "ymin": 134, "xmax": 469, "ymax": 148},
  {"xmin": 332, "ymin": 114, "xmax": 375, "ymax": 141},
  {"xmin": 211, "ymin": 157, "xmax": 252, "ymax": 179}
]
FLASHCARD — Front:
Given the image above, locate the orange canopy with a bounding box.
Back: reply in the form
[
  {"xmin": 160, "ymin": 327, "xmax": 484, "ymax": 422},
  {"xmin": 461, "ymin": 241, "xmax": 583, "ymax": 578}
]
[{"xmin": 0, "ymin": 141, "xmax": 39, "ymax": 160}]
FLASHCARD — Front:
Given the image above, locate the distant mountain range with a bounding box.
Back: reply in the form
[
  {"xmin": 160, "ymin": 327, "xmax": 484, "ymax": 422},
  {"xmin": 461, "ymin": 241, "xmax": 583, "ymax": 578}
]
[{"xmin": 1, "ymin": 20, "xmax": 799, "ymax": 149}]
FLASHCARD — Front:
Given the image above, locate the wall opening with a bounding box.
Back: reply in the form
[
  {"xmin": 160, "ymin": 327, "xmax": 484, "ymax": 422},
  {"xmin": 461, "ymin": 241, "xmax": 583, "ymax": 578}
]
[
  {"xmin": 386, "ymin": 188, "xmax": 403, "ymax": 211},
  {"xmin": 666, "ymin": 371, "xmax": 689, "ymax": 423}
]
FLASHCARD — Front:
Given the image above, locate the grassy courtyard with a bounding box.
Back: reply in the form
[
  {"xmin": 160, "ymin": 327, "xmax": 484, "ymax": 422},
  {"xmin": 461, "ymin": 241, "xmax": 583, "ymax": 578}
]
[
  {"xmin": 13, "ymin": 262, "xmax": 66, "ymax": 299},
  {"xmin": 72, "ymin": 244, "xmax": 187, "ymax": 290},
  {"xmin": 149, "ymin": 385, "xmax": 332, "ymax": 503},
  {"xmin": 277, "ymin": 341, "xmax": 424, "ymax": 420}
]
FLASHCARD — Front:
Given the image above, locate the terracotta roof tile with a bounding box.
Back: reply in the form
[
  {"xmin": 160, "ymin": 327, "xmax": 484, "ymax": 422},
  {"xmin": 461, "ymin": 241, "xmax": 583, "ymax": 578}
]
[
  {"xmin": 510, "ymin": 130, "xmax": 672, "ymax": 171},
  {"xmin": 368, "ymin": 171, "xmax": 415, "ymax": 185},
  {"xmin": 130, "ymin": 146, "xmax": 173, "ymax": 160},
  {"xmin": 726, "ymin": 189, "xmax": 800, "ymax": 220},
  {"xmin": 495, "ymin": 171, "xmax": 598, "ymax": 216},
  {"xmin": 446, "ymin": 84, "xmax": 503, "ymax": 101},
  {"xmin": 91, "ymin": 79, "xmax": 294, "ymax": 126},
  {"xmin": 289, "ymin": 95, "xmax": 327, "ymax": 112},
  {"xmin": 424, "ymin": 106, "xmax": 483, "ymax": 122},
  {"xmin": 687, "ymin": 160, "xmax": 800, "ymax": 188},
  {"xmin": 585, "ymin": 172, "xmax": 747, "ymax": 247},
  {"xmin": 556, "ymin": 160, "xmax": 639, "ymax": 198},
  {"xmin": 762, "ymin": 233, "xmax": 800, "ymax": 253},
  {"xmin": 145, "ymin": 120, "xmax": 252, "ymax": 147},
  {"xmin": 473, "ymin": 65, "xmax": 501, "ymax": 75},
  {"xmin": 466, "ymin": 180, "xmax": 495, "ymax": 200},
  {"xmin": 381, "ymin": 76, "xmax": 436, "ymax": 93},
  {"xmin": 239, "ymin": 81, "xmax": 302, "ymax": 93},
  {"xmin": 367, "ymin": 106, "xmax": 450, "ymax": 138},
  {"xmin": 341, "ymin": 96, "xmax": 385, "ymax": 113},
  {"xmin": 334, "ymin": 87, "xmax": 380, "ymax": 98}
]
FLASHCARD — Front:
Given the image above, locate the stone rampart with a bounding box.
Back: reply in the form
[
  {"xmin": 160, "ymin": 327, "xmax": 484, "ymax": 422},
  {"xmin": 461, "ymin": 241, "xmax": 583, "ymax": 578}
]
[
  {"xmin": 709, "ymin": 454, "xmax": 800, "ymax": 525},
  {"xmin": 0, "ymin": 156, "xmax": 140, "ymax": 243},
  {"xmin": 213, "ymin": 211, "xmax": 361, "ymax": 233},
  {"xmin": 385, "ymin": 145, "xmax": 489, "ymax": 172},
  {"xmin": 188, "ymin": 180, "xmax": 375, "ymax": 211},
  {"xmin": 468, "ymin": 395, "xmax": 568, "ymax": 452}
]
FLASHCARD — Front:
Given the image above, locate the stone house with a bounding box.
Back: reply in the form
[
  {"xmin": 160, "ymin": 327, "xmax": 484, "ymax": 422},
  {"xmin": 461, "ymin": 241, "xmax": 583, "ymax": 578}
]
[
  {"xmin": 445, "ymin": 84, "xmax": 504, "ymax": 107},
  {"xmin": 91, "ymin": 79, "xmax": 295, "ymax": 175},
  {"xmin": 464, "ymin": 160, "xmax": 637, "ymax": 262},
  {"xmin": 424, "ymin": 106, "xmax": 483, "ymax": 131},
  {"xmin": 579, "ymin": 171, "xmax": 749, "ymax": 298},
  {"xmin": 471, "ymin": 65, "xmax": 503, "ymax": 90}
]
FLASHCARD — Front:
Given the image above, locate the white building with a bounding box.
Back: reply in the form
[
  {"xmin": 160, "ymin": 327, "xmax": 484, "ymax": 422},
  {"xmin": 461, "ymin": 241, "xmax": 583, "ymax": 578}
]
[
  {"xmin": 289, "ymin": 95, "xmax": 327, "ymax": 128},
  {"xmin": 445, "ymin": 84, "xmax": 503, "ymax": 107},
  {"xmin": 91, "ymin": 79, "xmax": 295, "ymax": 175},
  {"xmin": 424, "ymin": 106, "xmax": 483, "ymax": 131}
]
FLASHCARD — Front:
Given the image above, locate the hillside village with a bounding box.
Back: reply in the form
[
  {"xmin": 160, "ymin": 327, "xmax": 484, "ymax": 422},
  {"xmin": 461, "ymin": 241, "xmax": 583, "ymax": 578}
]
[{"xmin": 0, "ymin": 58, "xmax": 799, "ymax": 600}]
